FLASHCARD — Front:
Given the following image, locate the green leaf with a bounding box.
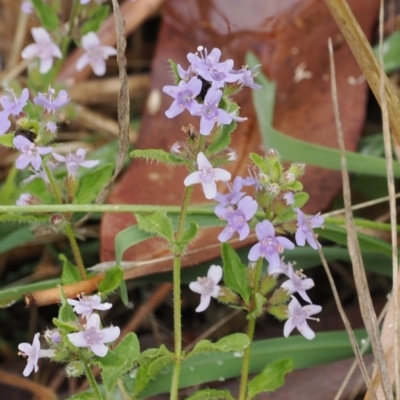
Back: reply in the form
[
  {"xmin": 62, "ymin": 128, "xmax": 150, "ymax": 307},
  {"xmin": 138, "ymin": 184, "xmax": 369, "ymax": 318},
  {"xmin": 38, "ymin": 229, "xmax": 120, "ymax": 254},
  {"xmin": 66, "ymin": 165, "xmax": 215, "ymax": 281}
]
[
  {"xmin": 31, "ymin": 0, "xmax": 59, "ymax": 30},
  {"xmin": 293, "ymin": 192, "xmax": 309, "ymax": 208},
  {"xmin": 0, "ymin": 166, "xmax": 18, "ymax": 204},
  {"xmin": 60, "ymin": 254, "xmax": 81, "ymax": 285},
  {"xmin": 205, "ymin": 121, "xmax": 236, "ymax": 156},
  {"xmin": 115, "ymin": 224, "xmax": 152, "ymax": 265},
  {"xmin": 74, "ymin": 164, "xmax": 114, "ymax": 204},
  {"xmin": 249, "ymin": 153, "xmax": 268, "ymax": 175},
  {"xmin": 57, "ymin": 287, "xmax": 77, "ymax": 323},
  {"xmin": 135, "ymin": 212, "xmax": 174, "ymax": 242},
  {"xmin": 248, "ymin": 52, "xmax": 400, "ymax": 177},
  {"xmin": 373, "ymin": 31, "xmax": 400, "ymax": 73},
  {"xmin": 0, "ymin": 133, "xmax": 14, "ymax": 148},
  {"xmin": 186, "ymin": 389, "xmax": 235, "ymax": 400},
  {"xmin": 320, "ymin": 224, "xmax": 393, "ymax": 258},
  {"xmin": 101, "ymin": 333, "xmax": 140, "ymax": 392},
  {"xmin": 81, "ymin": 5, "xmax": 110, "ymax": 35},
  {"xmin": 188, "ymin": 333, "xmax": 250, "ymax": 359},
  {"xmin": 130, "ymin": 149, "xmax": 186, "ymax": 166},
  {"xmin": 98, "ymin": 266, "xmax": 124, "ymax": 295},
  {"xmin": 0, "ymin": 225, "xmax": 34, "ymax": 254},
  {"xmin": 221, "ymin": 243, "xmax": 251, "ymax": 304},
  {"xmin": 181, "ymin": 221, "xmax": 199, "ymax": 245},
  {"xmin": 168, "ymin": 59, "xmax": 180, "ymax": 83},
  {"xmin": 247, "ymin": 358, "xmax": 293, "ymax": 399},
  {"xmin": 137, "ymin": 329, "xmax": 369, "ymax": 398}
]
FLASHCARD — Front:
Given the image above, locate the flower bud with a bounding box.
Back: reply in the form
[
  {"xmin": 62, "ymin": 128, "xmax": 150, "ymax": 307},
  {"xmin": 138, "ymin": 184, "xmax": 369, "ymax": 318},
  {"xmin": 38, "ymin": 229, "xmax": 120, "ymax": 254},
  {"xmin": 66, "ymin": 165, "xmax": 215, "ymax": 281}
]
[
  {"xmin": 66, "ymin": 361, "xmax": 85, "ymax": 378},
  {"xmin": 269, "ymin": 288, "xmax": 291, "ymax": 305},
  {"xmin": 267, "ymin": 304, "xmax": 288, "ymax": 321},
  {"xmin": 259, "ymin": 274, "xmax": 277, "ymax": 296},
  {"xmin": 218, "ymin": 286, "xmax": 240, "ymax": 305},
  {"xmin": 288, "ymin": 163, "xmax": 305, "ymax": 179}
]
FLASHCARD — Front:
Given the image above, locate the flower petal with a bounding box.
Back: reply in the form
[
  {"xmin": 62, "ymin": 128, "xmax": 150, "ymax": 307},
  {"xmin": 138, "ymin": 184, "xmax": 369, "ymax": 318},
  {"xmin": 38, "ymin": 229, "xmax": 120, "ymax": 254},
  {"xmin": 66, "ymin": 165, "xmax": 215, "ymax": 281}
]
[
  {"xmin": 196, "ymin": 295, "xmax": 211, "ymax": 312},
  {"xmin": 207, "ymin": 265, "xmax": 223, "ymax": 283}
]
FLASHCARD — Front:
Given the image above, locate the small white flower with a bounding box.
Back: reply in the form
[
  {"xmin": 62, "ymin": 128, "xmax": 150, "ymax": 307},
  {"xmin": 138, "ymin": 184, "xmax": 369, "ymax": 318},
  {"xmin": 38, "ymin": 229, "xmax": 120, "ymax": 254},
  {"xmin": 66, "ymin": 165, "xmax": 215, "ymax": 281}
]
[
  {"xmin": 284, "ymin": 297, "xmax": 321, "ymax": 340},
  {"xmin": 189, "ymin": 265, "xmax": 222, "ymax": 312},
  {"xmin": 184, "ymin": 152, "xmax": 231, "ymax": 199},
  {"xmin": 227, "ymin": 150, "xmax": 237, "ymax": 161},
  {"xmin": 283, "ymin": 192, "xmax": 294, "ymax": 205},
  {"xmin": 67, "ymin": 294, "xmax": 112, "ymax": 319},
  {"xmin": 53, "ymin": 148, "xmax": 99, "ymax": 177},
  {"xmin": 21, "ymin": 28, "xmax": 62, "ymax": 74},
  {"xmin": 76, "ymin": 32, "xmax": 117, "ymax": 76},
  {"xmin": 16, "ymin": 193, "xmax": 33, "ymax": 206},
  {"xmin": 67, "ymin": 314, "xmax": 120, "ymax": 357}
]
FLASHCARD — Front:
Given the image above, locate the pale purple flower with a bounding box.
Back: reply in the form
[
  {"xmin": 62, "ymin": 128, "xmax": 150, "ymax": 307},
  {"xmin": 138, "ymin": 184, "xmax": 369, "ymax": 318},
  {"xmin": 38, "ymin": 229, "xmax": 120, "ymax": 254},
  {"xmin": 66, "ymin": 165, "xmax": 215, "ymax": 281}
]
[
  {"xmin": 53, "ymin": 149, "xmax": 99, "ymax": 177},
  {"xmin": 295, "ymin": 208, "xmax": 324, "ymax": 250},
  {"xmin": 214, "ymin": 176, "xmax": 246, "ymax": 215},
  {"xmin": 34, "ymin": 88, "xmax": 70, "ymax": 113},
  {"xmin": 192, "ymin": 87, "xmax": 235, "ymax": 136},
  {"xmin": 18, "ymin": 333, "xmax": 54, "ymax": 376},
  {"xmin": 81, "ymin": 0, "xmax": 90, "ymax": 3},
  {"xmin": 248, "ymin": 220, "xmax": 295, "ymax": 267},
  {"xmin": 23, "ymin": 161, "xmax": 56, "ymax": 184},
  {"xmin": 21, "ymin": 0, "xmax": 34, "ymax": 14},
  {"xmin": 45, "ymin": 330, "xmax": 62, "ymax": 344},
  {"xmin": 177, "ymin": 64, "xmax": 196, "ymax": 81},
  {"xmin": 187, "ymin": 47, "xmax": 222, "ymax": 72},
  {"xmin": 283, "ymin": 192, "xmax": 295, "ymax": 206},
  {"xmin": 67, "ymin": 314, "xmax": 120, "ymax": 357},
  {"xmin": 16, "ymin": 193, "xmax": 33, "ymax": 206},
  {"xmin": 216, "ymin": 196, "xmax": 258, "ymax": 242},
  {"xmin": 184, "ymin": 152, "xmax": 231, "ymax": 199},
  {"xmin": 0, "ymin": 88, "xmax": 29, "ymax": 116},
  {"xmin": 163, "ymin": 76, "xmax": 202, "ymax": 118},
  {"xmin": 280, "ymin": 264, "xmax": 315, "ymax": 303},
  {"xmin": 268, "ymin": 258, "xmax": 291, "ymax": 276},
  {"xmin": 0, "ymin": 111, "xmax": 11, "ymax": 135},
  {"xmin": 14, "ymin": 136, "xmax": 53, "ymax": 171},
  {"xmin": 76, "ymin": 32, "xmax": 117, "ymax": 76},
  {"xmin": 21, "ymin": 28, "xmax": 62, "ymax": 74},
  {"xmin": 240, "ymin": 169, "xmax": 262, "ymax": 190},
  {"xmin": 189, "ymin": 265, "xmax": 222, "ymax": 312},
  {"xmin": 46, "ymin": 121, "xmax": 57, "ymax": 133},
  {"xmin": 284, "ymin": 297, "xmax": 322, "ymax": 340},
  {"xmin": 234, "ymin": 65, "xmax": 262, "ymax": 89},
  {"xmin": 196, "ymin": 59, "xmax": 242, "ymax": 89},
  {"xmin": 67, "ymin": 294, "xmax": 112, "ymax": 319}
]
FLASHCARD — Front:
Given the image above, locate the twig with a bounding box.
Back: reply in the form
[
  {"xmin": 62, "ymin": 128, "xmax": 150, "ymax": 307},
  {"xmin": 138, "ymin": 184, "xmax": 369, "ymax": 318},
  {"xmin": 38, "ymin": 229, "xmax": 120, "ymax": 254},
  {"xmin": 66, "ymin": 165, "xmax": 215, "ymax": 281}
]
[{"xmin": 328, "ymin": 37, "xmax": 393, "ymax": 400}]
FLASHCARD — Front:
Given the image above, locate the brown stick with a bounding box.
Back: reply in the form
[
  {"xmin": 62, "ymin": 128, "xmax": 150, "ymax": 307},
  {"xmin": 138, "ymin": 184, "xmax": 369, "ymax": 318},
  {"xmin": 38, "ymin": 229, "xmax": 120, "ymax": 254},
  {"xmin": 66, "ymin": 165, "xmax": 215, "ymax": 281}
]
[
  {"xmin": 57, "ymin": 0, "xmax": 164, "ymax": 84},
  {"xmin": 25, "ymin": 274, "xmax": 104, "ymax": 307},
  {"xmin": 0, "ymin": 369, "xmax": 57, "ymax": 400},
  {"xmin": 323, "ymin": 0, "xmax": 400, "ymax": 146}
]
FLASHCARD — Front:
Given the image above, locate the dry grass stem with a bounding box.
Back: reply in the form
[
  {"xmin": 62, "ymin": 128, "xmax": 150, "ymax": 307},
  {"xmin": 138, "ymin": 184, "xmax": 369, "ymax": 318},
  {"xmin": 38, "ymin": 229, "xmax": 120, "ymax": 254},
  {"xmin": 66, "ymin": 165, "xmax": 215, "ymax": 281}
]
[
  {"xmin": 323, "ymin": 0, "xmax": 400, "ymax": 146},
  {"xmin": 328, "ymin": 37, "xmax": 393, "ymax": 400}
]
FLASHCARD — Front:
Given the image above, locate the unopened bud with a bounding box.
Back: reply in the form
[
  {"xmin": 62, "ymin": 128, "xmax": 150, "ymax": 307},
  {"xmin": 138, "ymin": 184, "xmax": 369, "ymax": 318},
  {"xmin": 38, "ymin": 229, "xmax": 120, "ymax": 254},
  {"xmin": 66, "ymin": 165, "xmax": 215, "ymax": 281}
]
[
  {"xmin": 288, "ymin": 163, "xmax": 305, "ymax": 178},
  {"xmin": 66, "ymin": 361, "xmax": 85, "ymax": 378},
  {"xmin": 267, "ymin": 304, "xmax": 288, "ymax": 321},
  {"xmin": 269, "ymin": 288, "xmax": 291, "ymax": 305},
  {"xmin": 218, "ymin": 286, "xmax": 240, "ymax": 305},
  {"xmin": 16, "ymin": 193, "xmax": 41, "ymax": 206},
  {"xmin": 259, "ymin": 274, "xmax": 277, "ymax": 296}
]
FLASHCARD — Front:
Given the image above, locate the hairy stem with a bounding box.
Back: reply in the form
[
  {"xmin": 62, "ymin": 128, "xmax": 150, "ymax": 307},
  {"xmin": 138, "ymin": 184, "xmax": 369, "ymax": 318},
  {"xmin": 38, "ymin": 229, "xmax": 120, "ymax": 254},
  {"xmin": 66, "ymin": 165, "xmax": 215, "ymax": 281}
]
[
  {"xmin": 238, "ymin": 258, "xmax": 264, "ymax": 400},
  {"xmin": 44, "ymin": 164, "xmax": 86, "ymax": 280},
  {"xmin": 83, "ymin": 364, "xmax": 104, "ymax": 400}
]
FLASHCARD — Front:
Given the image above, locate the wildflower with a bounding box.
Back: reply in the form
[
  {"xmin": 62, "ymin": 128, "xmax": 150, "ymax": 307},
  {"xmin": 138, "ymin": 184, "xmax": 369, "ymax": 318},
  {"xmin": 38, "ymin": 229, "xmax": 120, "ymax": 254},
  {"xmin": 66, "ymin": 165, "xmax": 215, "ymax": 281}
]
[
  {"xmin": 216, "ymin": 196, "xmax": 258, "ymax": 242},
  {"xmin": 170, "ymin": 142, "xmax": 182, "ymax": 154},
  {"xmin": 240, "ymin": 169, "xmax": 262, "ymax": 190},
  {"xmin": 192, "ymin": 88, "xmax": 238, "ymax": 135},
  {"xmin": 196, "ymin": 59, "xmax": 242, "ymax": 89},
  {"xmin": 184, "ymin": 152, "xmax": 231, "ymax": 199},
  {"xmin": 280, "ymin": 264, "xmax": 315, "ymax": 303},
  {"xmin": 284, "ymin": 297, "xmax": 322, "ymax": 340},
  {"xmin": 0, "ymin": 88, "xmax": 29, "ymax": 116},
  {"xmin": 44, "ymin": 329, "xmax": 62, "ymax": 345},
  {"xmin": 23, "ymin": 161, "xmax": 57, "ymax": 184},
  {"xmin": 33, "ymin": 88, "xmax": 70, "ymax": 113},
  {"xmin": 21, "ymin": 0, "xmax": 34, "ymax": 14},
  {"xmin": 46, "ymin": 121, "xmax": 57, "ymax": 133},
  {"xmin": 53, "ymin": 149, "xmax": 99, "ymax": 177},
  {"xmin": 268, "ymin": 258, "xmax": 291, "ymax": 276},
  {"xmin": 189, "ymin": 265, "xmax": 222, "ymax": 312},
  {"xmin": 67, "ymin": 294, "xmax": 112, "ymax": 319},
  {"xmin": 21, "ymin": 28, "xmax": 62, "ymax": 74},
  {"xmin": 76, "ymin": 32, "xmax": 117, "ymax": 76},
  {"xmin": 67, "ymin": 314, "xmax": 120, "ymax": 357},
  {"xmin": 295, "ymin": 208, "xmax": 324, "ymax": 250},
  {"xmin": 0, "ymin": 111, "xmax": 11, "ymax": 135},
  {"xmin": 18, "ymin": 333, "xmax": 54, "ymax": 376},
  {"xmin": 187, "ymin": 47, "xmax": 222, "ymax": 72},
  {"xmin": 163, "ymin": 76, "xmax": 202, "ymax": 118},
  {"xmin": 14, "ymin": 136, "xmax": 53, "ymax": 171},
  {"xmin": 234, "ymin": 65, "xmax": 262, "ymax": 89},
  {"xmin": 214, "ymin": 176, "xmax": 246, "ymax": 215},
  {"xmin": 16, "ymin": 193, "xmax": 33, "ymax": 206},
  {"xmin": 283, "ymin": 192, "xmax": 294, "ymax": 206},
  {"xmin": 248, "ymin": 220, "xmax": 295, "ymax": 267}
]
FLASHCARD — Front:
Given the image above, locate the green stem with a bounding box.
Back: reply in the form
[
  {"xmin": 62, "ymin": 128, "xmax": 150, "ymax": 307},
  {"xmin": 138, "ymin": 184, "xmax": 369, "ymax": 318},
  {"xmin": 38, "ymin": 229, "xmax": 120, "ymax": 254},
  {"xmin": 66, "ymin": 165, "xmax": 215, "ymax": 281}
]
[
  {"xmin": 170, "ymin": 134, "xmax": 206, "ymax": 400},
  {"xmin": 238, "ymin": 258, "xmax": 264, "ymax": 400},
  {"xmin": 170, "ymin": 186, "xmax": 194, "ymax": 400},
  {"xmin": 83, "ymin": 364, "xmax": 104, "ymax": 400},
  {"xmin": 44, "ymin": 164, "xmax": 86, "ymax": 280}
]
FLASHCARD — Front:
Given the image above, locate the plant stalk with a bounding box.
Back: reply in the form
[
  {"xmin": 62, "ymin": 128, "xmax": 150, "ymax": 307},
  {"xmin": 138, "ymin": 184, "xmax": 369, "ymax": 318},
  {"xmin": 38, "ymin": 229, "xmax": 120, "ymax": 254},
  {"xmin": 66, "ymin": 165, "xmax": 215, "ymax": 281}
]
[{"xmin": 83, "ymin": 364, "xmax": 104, "ymax": 400}]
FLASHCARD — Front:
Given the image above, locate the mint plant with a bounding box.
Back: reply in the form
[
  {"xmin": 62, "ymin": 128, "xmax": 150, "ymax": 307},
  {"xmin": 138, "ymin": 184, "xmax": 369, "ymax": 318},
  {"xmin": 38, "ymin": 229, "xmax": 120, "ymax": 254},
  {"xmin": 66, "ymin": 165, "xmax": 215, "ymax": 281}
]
[{"xmin": 0, "ymin": 1, "xmax": 327, "ymax": 397}]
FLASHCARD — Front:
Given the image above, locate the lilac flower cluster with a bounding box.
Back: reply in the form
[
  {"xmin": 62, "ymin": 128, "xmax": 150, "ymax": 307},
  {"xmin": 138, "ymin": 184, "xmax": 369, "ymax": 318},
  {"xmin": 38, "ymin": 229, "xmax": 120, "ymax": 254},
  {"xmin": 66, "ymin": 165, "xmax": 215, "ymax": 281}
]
[
  {"xmin": 18, "ymin": 295, "xmax": 120, "ymax": 376},
  {"xmin": 163, "ymin": 46, "xmax": 260, "ymax": 136}
]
